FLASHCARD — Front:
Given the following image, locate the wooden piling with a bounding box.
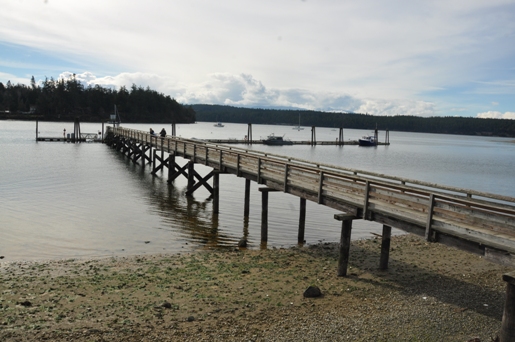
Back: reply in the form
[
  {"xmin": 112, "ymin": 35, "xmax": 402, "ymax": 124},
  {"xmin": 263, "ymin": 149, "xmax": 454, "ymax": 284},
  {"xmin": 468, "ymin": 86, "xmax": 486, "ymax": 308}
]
[
  {"xmin": 259, "ymin": 188, "xmax": 279, "ymax": 243},
  {"xmin": 160, "ymin": 137, "xmax": 164, "ymax": 164},
  {"xmin": 379, "ymin": 225, "xmax": 392, "ymax": 270},
  {"xmin": 152, "ymin": 149, "xmax": 156, "ymax": 173},
  {"xmin": 335, "ymin": 213, "xmax": 355, "ymax": 276},
  {"xmin": 298, "ymin": 197, "xmax": 306, "ymax": 243},
  {"xmin": 247, "ymin": 123, "xmax": 253, "ymax": 145},
  {"xmin": 167, "ymin": 153, "xmax": 175, "ymax": 182},
  {"xmin": 213, "ymin": 171, "xmax": 220, "ymax": 214},
  {"xmin": 244, "ymin": 179, "xmax": 251, "ymax": 217},
  {"xmin": 187, "ymin": 162, "xmax": 195, "ymax": 190},
  {"xmin": 261, "ymin": 190, "xmax": 269, "ymax": 242},
  {"xmin": 73, "ymin": 117, "xmax": 81, "ymax": 143},
  {"xmin": 501, "ymin": 271, "xmax": 515, "ymax": 342},
  {"xmin": 311, "ymin": 126, "xmax": 317, "ymax": 146}
]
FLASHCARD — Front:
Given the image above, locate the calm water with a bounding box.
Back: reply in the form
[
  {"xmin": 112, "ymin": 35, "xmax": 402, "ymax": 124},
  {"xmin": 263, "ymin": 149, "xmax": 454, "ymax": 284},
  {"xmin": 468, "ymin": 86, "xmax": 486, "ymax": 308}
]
[{"xmin": 1, "ymin": 120, "xmax": 514, "ymax": 262}]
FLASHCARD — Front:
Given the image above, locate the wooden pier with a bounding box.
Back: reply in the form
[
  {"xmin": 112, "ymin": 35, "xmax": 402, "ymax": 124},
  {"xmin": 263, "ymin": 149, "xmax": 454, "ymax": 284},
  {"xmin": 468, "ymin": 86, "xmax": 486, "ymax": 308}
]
[
  {"xmin": 35, "ymin": 120, "xmax": 105, "ymax": 143},
  {"xmin": 204, "ymin": 139, "xmax": 389, "ymax": 145},
  {"xmin": 105, "ymin": 126, "xmax": 515, "ymax": 340},
  {"xmin": 36, "ymin": 134, "xmax": 101, "ymax": 142}
]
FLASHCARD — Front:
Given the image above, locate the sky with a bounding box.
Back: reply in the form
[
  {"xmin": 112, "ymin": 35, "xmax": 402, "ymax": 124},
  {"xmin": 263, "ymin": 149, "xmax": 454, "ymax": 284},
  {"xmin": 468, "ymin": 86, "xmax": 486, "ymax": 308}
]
[{"xmin": 1, "ymin": 0, "xmax": 515, "ymax": 119}]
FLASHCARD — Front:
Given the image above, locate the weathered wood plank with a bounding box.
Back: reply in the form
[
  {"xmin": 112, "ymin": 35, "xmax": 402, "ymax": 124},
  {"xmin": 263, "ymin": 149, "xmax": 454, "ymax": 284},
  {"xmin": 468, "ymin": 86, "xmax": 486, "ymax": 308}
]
[
  {"xmin": 371, "ymin": 187, "xmax": 430, "ymax": 209},
  {"xmin": 431, "ymin": 219, "xmax": 515, "ymax": 254},
  {"xmin": 434, "ymin": 201, "xmax": 515, "ymax": 230},
  {"xmin": 368, "ymin": 200, "xmax": 427, "ymax": 225},
  {"xmin": 369, "ymin": 203, "xmax": 427, "ymax": 226}
]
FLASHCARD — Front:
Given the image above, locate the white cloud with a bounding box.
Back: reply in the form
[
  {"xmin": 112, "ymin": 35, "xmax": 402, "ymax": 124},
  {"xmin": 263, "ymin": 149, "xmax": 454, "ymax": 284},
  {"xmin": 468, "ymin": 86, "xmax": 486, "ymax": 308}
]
[
  {"xmin": 1, "ymin": 1, "xmax": 514, "ymax": 118},
  {"xmin": 476, "ymin": 111, "xmax": 515, "ymax": 119},
  {"xmin": 358, "ymin": 99, "xmax": 436, "ymax": 117},
  {"xmin": 0, "ymin": 72, "xmax": 30, "ymax": 86},
  {"xmin": 56, "ymin": 70, "xmax": 435, "ymax": 116}
]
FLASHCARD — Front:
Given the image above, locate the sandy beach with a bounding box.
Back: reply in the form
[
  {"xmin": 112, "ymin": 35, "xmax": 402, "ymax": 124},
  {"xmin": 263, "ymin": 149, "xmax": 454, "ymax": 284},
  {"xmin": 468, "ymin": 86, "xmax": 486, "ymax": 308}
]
[{"xmin": 0, "ymin": 234, "xmax": 511, "ymax": 341}]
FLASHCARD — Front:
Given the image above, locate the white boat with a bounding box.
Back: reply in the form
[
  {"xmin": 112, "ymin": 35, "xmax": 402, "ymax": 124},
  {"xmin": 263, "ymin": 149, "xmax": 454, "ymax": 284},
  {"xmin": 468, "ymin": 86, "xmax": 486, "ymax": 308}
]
[
  {"xmin": 214, "ymin": 122, "xmax": 224, "ymax": 127},
  {"xmin": 292, "ymin": 114, "xmax": 304, "ymax": 130}
]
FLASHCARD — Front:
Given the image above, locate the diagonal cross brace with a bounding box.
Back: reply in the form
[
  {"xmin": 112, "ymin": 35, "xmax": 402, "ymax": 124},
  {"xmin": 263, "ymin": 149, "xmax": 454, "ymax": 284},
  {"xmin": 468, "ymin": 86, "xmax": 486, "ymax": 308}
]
[
  {"xmin": 151, "ymin": 153, "xmax": 170, "ymax": 175},
  {"xmin": 168, "ymin": 162, "xmax": 189, "ymax": 182},
  {"xmin": 186, "ymin": 170, "xmax": 214, "ymax": 195}
]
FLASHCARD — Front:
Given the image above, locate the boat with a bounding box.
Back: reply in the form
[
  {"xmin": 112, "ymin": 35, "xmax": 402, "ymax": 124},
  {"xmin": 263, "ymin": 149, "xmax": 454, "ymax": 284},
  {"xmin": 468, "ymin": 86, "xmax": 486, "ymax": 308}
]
[
  {"xmin": 262, "ymin": 133, "xmax": 293, "ymax": 145},
  {"xmin": 214, "ymin": 122, "xmax": 224, "ymax": 127},
  {"xmin": 358, "ymin": 135, "xmax": 377, "ymax": 146},
  {"xmin": 292, "ymin": 114, "xmax": 304, "ymax": 130}
]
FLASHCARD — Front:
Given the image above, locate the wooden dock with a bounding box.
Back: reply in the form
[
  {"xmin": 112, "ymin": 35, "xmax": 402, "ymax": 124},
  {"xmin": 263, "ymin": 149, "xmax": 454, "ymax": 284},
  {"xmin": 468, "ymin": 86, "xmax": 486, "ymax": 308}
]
[
  {"xmin": 205, "ymin": 139, "xmax": 389, "ymax": 145},
  {"xmin": 36, "ymin": 133, "xmax": 102, "ymax": 142},
  {"xmin": 37, "ymin": 137, "xmax": 86, "ymax": 142},
  {"xmin": 105, "ymin": 126, "xmax": 515, "ymax": 339}
]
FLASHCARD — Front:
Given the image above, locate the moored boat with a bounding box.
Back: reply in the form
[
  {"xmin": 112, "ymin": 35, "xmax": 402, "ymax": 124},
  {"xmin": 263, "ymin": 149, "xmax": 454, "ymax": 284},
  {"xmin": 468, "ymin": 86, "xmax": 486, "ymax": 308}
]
[
  {"xmin": 358, "ymin": 135, "xmax": 377, "ymax": 146},
  {"xmin": 292, "ymin": 114, "xmax": 304, "ymax": 130},
  {"xmin": 262, "ymin": 133, "xmax": 293, "ymax": 145},
  {"xmin": 214, "ymin": 122, "xmax": 224, "ymax": 127}
]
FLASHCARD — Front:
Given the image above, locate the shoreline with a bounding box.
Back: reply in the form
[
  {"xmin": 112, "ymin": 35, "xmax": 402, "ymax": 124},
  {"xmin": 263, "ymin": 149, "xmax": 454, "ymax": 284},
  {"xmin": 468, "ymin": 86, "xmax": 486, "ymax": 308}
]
[{"xmin": 0, "ymin": 234, "xmax": 510, "ymax": 341}]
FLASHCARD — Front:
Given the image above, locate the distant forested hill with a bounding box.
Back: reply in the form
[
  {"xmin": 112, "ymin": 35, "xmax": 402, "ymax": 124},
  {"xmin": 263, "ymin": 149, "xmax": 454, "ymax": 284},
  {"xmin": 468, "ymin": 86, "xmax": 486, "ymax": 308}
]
[
  {"xmin": 0, "ymin": 76, "xmax": 196, "ymax": 123},
  {"xmin": 192, "ymin": 104, "xmax": 515, "ymax": 137}
]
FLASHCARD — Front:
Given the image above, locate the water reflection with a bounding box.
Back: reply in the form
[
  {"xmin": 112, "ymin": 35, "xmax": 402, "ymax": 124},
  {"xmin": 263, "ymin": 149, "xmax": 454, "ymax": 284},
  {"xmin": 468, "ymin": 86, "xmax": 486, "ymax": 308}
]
[{"xmin": 115, "ymin": 152, "xmax": 245, "ymax": 250}]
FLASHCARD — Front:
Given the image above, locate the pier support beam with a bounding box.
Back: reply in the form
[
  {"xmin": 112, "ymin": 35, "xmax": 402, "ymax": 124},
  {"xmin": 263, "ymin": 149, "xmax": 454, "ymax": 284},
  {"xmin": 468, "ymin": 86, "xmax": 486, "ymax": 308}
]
[
  {"xmin": 151, "ymin": 149, "xmax": 170, "ymax": 175},
  {"xmin": 247, "ymin": 123, "xmax": 253, "ymax": 145},
  {"xmin": 335, "ymin": 213, "xmax": 356, "ymax": 277},
  {"xmin": 501, "ymin": 272, "xmax": 515, "ymax": 342},
  {"xmin": 167, "ymin": 153, "xmax": 175, "ymax": 182},
  {"xmin": 213, "ymin": 171, "xmax": 220, "ymax": 214},
  {"xmin": 259, "ymin": 188, "xmax": 280, "ymax": 243},
  {"xmin": 298, "ymin": 198, "xmax": 306, "ymax": 243},
  {"xmin": 379, "ymin": 225, "xmax": 392, "ymax": 270},
  {"xmin": 187, "ymin": 161, "xmax": 195, "ymax": 190},
  {"xmin": 244, "ymin": 179, "xmax": 251, "ymax": 217}
]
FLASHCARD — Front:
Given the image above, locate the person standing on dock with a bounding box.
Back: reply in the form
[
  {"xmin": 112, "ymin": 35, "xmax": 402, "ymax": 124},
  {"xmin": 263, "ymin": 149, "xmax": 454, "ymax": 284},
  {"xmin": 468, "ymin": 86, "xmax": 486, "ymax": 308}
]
[
  {"xmin": 63, "ymin": 128, "xmax": 66, "ymax": 138},
  {"xmin": 150, "ymin": 128, "xmax": 155, "ymax": 135},
  {"xmin": 160, "ymin": 128, "xmax": 166, "ymax": 137}
]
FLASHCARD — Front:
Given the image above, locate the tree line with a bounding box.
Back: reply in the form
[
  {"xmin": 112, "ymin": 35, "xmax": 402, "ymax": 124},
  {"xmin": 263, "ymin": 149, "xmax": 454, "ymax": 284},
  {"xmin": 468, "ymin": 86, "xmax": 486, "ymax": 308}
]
[
  {"xmin": 192, "ymin": 104, "xmax": 515, "ymax": 137},
  {"xmin": 0, "ymin": 75, "xmax": 196, "ymax": 123}
]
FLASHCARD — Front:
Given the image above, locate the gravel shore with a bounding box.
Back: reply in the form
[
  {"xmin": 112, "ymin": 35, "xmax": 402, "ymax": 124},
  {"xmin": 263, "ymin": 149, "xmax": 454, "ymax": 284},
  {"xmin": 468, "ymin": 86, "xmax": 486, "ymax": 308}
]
[{"xmin": 0, "ymin": 234, "xmax": 510, "ymax": 341}]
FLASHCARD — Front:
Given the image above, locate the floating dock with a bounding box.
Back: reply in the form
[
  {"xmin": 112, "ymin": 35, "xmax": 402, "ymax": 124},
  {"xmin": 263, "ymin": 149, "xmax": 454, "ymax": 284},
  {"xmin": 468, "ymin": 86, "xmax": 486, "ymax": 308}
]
[{"xmin": 204, "ymin": 139, "xmax": 389, "ymax": 145}]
